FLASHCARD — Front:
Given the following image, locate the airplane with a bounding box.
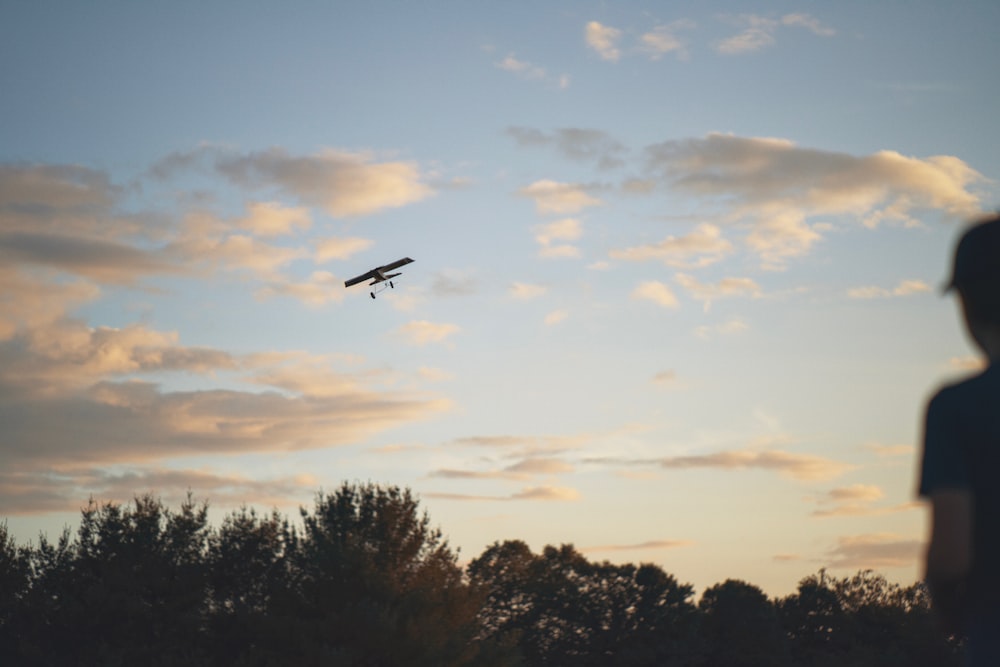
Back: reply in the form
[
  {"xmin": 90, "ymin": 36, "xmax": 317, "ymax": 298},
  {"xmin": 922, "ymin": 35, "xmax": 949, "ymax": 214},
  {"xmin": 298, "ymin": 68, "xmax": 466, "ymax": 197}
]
[{"xmin": 344, "ymin": 257, "xmax": 414, "ymax": 299}]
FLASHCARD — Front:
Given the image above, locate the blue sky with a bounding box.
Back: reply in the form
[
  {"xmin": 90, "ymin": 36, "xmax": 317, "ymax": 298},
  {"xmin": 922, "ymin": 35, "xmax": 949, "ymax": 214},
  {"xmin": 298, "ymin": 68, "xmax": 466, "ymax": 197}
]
[{"xmin": 2, "ymin": 1, "xmax": 998, "ymax": 596}]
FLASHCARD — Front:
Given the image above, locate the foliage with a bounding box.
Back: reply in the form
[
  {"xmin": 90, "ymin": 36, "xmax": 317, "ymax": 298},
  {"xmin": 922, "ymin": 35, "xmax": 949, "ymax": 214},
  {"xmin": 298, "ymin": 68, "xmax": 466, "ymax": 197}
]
[{"xmin": 0, "ymin": 485, "xmax": 963, "ymax": 666}]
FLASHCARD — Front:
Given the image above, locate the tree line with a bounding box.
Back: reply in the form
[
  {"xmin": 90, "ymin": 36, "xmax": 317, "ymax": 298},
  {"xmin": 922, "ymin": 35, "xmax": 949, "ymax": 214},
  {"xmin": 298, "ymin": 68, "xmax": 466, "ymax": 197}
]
[{"xmin": 0, "ymin": 482, "xmax": 961, "ymax": 666}]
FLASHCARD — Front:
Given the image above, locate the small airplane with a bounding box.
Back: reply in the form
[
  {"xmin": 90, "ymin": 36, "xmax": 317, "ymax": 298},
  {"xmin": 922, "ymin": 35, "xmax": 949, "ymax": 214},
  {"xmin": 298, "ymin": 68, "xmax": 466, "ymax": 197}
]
[{"xmin": 344, "ymin": 257, "xmax": 414, "ymax": 299}]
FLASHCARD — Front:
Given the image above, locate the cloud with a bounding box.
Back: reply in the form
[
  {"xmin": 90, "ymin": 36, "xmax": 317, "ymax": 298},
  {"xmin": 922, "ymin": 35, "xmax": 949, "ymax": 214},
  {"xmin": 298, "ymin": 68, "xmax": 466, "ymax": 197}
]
[
  {"xmin": 864, "ymin": 442, "xmax": 914, "ymax": 457},
  {"xmin": 506, "ymin": 127, "xmax": 627, "ymax": 169},
  {"xmin": 216, "ymin": 147, "xmax": 434, "ymax": 218},
  {"xmin": 496, "ymin": 53, "xmax": 547, "ymax": 80},
  {"xmin": 652, "ymin": 370, "xmax": 677, "ymax": 385},
  {"xmin": 675, "ymin": 273, "xmax": 761, "ymax": 306},
  {"xmin": 534, "ymin": 218, "xmax": 583, "ymax": 258},
  {"xmin": 645, "ymin": 133, "xmax": 984, "ymax": 267},
  {"xmin": 658, "ymin": 449, "xmax": 852, "ymax": 481},
  {"xmin": 782, "ymin": 13, "xmax": 836, "ymax": 37},
  {"xmin": 431, "ymin": 269, "xmax": 478, "ymax": 297},
  {"xmin": 519, "ymin": 181, "xmax": 602, "ymax": 215},
  {"xmin": 315, "ymin": 236, "xmax": 374, "ymax": 262},
  {"xmin": 948, "ymin": 356, "xmax": 987, "ymax": 372},
  {"xmin": 585, "ymin": 21, "xmax": 622, "ymax": 61},
  {"xmin": 447, "ymin": 433, "xmax": 587, "ymax": 457},
  {"xmin": 0, "ymin": 319, "xmax": 237, "ymax": 396},
  {"xmin": 430, "ymin": 457, "xmax": 574, "ymax": 482},
  {"xmin": 394, "ymin": 320, "xmax": 461, "ymax": 346},
  {"xmin": 715, "ymin": 13, "xmax": 835, "ymax": 55},
  {"xmin": 824, "ymin": 533, "xmax": 923, "ymax": 570},
  {"xmin": 810, "ymin": 483, "xmax": 921, "ymax": 518},
  {"xmin": 1, "ymin": 378, "xmax": 449, "ymax": 473},
  {"xmin": 509, "ymin": 282, "xmax": 547, "ymax": 300},
  {"xmin": 827, "ymin": 484, "xmax": 884, "ymax": 503},
  {"xmin": 582, "ymin": 539, "xmax": 693, "ymax": 553},
  {"xmin": 0, "ymin": 232, "xmax": 181, "ymax": 285},
  {"xmin": 238, "ymin": 201, "xmax": 311, "ymax": 237},
  {"xmin": 632, "ymin": 280, "xmax": 680, "ymax": 308},
  {"xmin": 694, "ymin": 318, "xmax": 750, "ymax": 339},
  {"xmin": 639, "ymin": 21, "xmax": 696, "ymax": 60},
  {"xmin": 847, "ymin": 279, "xmax": 931, "ymax": 299},
  {"xmin": 255, "ymin": 271, "xmax": 343, "ymax": 306},
  {"xmin": 0, "ymin": 467, "xmax": 318, "ymax": 515},
  {"xmin": 544, "ymin": 309, "xmax": 568, "ymax": 326},
  {"xmin": 424, "ymin": 485, "xmax": 580, "ymax": 502},
  {"xmin": 610, "ymin": 224, "xmax": 734, "ymax": 268},
  {"xmin": 0, "ymin": 268, "xmax": 100, "ymax": 340},
  {"xmin": 418, "ymin": 366, "xmax": 454, "ymax": 382}
]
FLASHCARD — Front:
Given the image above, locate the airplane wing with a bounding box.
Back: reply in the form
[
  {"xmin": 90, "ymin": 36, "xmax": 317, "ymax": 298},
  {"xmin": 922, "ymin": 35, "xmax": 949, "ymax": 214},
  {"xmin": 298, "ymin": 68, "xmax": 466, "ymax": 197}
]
[
  {"xmin": 344, "ymin": 269, "xmax": 379, "ymax": 287},
  {"xmin": 379, "ymin": 257, "xmax": 414, "ymax": 272},
  {"xmin": 343, "ymin": 257, "xmax": 414, "ymax": 288}
]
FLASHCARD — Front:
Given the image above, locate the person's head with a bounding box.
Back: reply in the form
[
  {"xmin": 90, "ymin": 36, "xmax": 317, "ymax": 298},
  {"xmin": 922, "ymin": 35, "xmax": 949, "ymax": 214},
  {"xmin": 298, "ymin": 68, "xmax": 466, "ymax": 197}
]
[{"xmin": 945, "ymin": 214, "xmax": 1000, "ymax": 354}]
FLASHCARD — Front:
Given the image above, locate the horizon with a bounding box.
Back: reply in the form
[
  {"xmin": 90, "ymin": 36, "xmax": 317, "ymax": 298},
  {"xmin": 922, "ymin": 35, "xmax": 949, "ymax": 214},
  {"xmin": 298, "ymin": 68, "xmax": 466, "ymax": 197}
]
[{"xmin": 2, "ymin": 0, "xmax": 998, "ymax": 598}]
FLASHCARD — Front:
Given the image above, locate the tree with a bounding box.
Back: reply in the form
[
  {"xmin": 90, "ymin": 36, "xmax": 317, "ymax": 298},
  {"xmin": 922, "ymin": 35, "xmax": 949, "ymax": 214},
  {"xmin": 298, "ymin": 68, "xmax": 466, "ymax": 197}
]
[
  {"xmin": 277, "ymin": 482, "xmax": 508, "ymax": 666},
  {"xmin": 0, "ymin": 521, "xmax": 30, "ymax": 657},
  {"xmin": 205, "ymin": 506, "xmax": 298, "ymax": 666},
  {"xmin": 468, "ymin": 541, "xmax": 698, "ymax": 666},
  {"xmin": 698, "ymin": 579, "xmax": 789, "ymax": 667},
  {"xmin": 9, "ymin": 494, "xmax": 212, "ymax": 665}
]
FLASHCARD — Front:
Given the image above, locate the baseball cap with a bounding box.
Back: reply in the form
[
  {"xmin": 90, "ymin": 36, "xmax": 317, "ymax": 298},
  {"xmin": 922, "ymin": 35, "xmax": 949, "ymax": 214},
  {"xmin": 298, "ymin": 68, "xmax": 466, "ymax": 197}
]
[{"xmin": 943, "ymin": 213, "xmax": 1000, "ymax": 294}]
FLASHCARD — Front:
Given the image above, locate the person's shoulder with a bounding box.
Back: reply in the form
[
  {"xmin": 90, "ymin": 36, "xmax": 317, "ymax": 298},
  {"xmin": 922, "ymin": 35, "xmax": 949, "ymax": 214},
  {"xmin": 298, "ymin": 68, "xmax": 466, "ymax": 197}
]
[{"xmin": 929, "ymin": 363, "xmax": 998, "ymax": 408}]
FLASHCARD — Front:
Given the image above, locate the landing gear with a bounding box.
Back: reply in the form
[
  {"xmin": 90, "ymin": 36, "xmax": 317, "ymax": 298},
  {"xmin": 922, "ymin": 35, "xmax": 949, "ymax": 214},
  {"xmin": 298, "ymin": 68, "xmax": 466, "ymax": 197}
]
[
  {"xmin": 389, "ymin": 281, "xmax": 395, "ymax": 288},
  {"xmin": 370, "ymin": 292, "xmax": 376, "ymax": 299}
]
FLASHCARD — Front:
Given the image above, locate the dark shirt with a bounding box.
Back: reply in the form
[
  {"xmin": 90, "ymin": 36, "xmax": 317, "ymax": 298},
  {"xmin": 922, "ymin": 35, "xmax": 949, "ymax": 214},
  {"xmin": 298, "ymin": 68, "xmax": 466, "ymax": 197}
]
[{"xmin": 919, "ymin": 362, "xmax": 1000, "ymax": 612}]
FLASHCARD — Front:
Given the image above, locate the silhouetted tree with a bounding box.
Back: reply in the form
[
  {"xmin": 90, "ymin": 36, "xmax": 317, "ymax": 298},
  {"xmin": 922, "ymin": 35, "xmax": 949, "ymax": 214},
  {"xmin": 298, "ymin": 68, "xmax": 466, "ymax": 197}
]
[
  {"xmin": 277, "ymin": 482, "xmax": 508, "ymax": 666},
  {"xmin": 9, "ymin": 494, "xmax": 212, "ymax": 665},
  {"xmin": 698, "ymin": 579, "xmax": 789, "ymax": 667},
  {"xmin": 469, "ymin": 541, "xmax": 697, "ymax": 666},
  {"xmin": 0, "ymin": 486, "xmax": 974, "ymax": 666},
  {"xmin": 205, "ymin": 506, "xmax": 298, "ymax": 666},
  {"xmin": 778, "ymin": 570, "xmax": 849, "ymax": 664},
  {"xmin": 0, "ymin": 522, "xmax": 30, "ymax": 657},
  {"xmin": 778, "ymin": 569, "xmax": 961, "ymax": 667}
]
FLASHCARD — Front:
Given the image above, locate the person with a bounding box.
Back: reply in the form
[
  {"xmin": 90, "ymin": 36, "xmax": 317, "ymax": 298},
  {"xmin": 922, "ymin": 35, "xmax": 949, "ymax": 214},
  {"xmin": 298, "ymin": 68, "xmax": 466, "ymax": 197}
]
[{"xmin": 919, "ymin": 213, "xmax": 1000, "ymax": 664}]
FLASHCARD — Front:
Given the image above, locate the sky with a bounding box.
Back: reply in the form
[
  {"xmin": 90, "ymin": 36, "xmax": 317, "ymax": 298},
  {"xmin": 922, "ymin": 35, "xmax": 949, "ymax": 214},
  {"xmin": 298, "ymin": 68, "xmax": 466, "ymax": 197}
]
[{"xmin": 2, "ymin": 0, "xmax": 998, "ymax": 597}]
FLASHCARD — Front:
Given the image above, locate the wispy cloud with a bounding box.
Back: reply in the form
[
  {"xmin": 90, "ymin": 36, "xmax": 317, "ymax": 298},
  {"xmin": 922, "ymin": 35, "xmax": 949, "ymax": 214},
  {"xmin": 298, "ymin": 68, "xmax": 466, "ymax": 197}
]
[
  {"xmin": 496, "ymin": 53, "xmax": 546, "ymax": 79},
  {"xmin": 675, "ymin": 273, "xmax": 761, "ymax": 308},
  {"xmin": 238, "ymin": 201, "xmax": 311, "ymax": 237},
  {"xmin": 824, "ymin": 533, "xmax": 922, "ymax": 569},
  {"xmin": 314, "ymin": 236, "xmax": 373, "ymax": 262},
  {"xmin": 394, "ymin": 320, "xmax": 461, "ymax": 346},
  {"xmin": 507, "ymin": 127, "xmax": 627, "ymax": 169},
  {"xmin": 948, "ymin": 356, "xmax": 987, "ymax": 372},
  {"xmin": 582, "ymin": 539, "xmax": 693, "ymax": 553},
  {"xmin": 715, "ymin": 13, "xmax": 835, "ymax": 55},
  {"xmin": 639, "ymin": 21, "xmax": 696, "ymax": 61},
  {"xmin": 509, "ymin": 282, "xmax": 548, "ymax": 300},
  {"xmin": 658, "ymin": 449, "xmax": 852, "ymax": 481},
  {"xmin": 585, "ymin": 21, "xmax": 622, "ymax": 62},
  {"xmin": 534, "ymin": 218, "xmax": 583, "ymax": 258},
  {"xmin": 425, "ymin": 485, "xmax": 580, "ymax": 502},
  {"xmin": 544, "ymin": 309, "xmax": 569, "ymax": 326},
  {"xmin": 255, "ymin": 271, "xmax": 343, "ymax": 307},
  {"xmin": 496, "ymin": 54, "xmax": 569, "ymax": 89},
  {"xmin": 519, "ymin": 180, "xmax": 602, "ymax": 215},
  {"xmin": 847, "ymin": 279, "xmax": 931, "ymax": 299},
  {"xmin": 0, "ymin": 467, "xmax": 318, "ymax": 515},
  {"xmin": 216, "ymin": 147, "xmax": 434, "ymax": 218},
  {"xmin": 430, "ymin": 457, "xmax": 574, "ymax": 481},
  {"xmin": 695, "ymin": 318, "xmax": 749, "ymax": 339},
  {"xmin": 610, "ymin": 224, "xmax": 733, "ymax": 268},
  {"xmin": 645, "ymin": 133, "xmax": 984, "ymax": 268},
  {"xmin": 864, "ymin": 442, "xmax": 914, "ymax": 458},
  {"xmin": 632, "ymin": 280, "xmax": 680, "ymax": 308}
]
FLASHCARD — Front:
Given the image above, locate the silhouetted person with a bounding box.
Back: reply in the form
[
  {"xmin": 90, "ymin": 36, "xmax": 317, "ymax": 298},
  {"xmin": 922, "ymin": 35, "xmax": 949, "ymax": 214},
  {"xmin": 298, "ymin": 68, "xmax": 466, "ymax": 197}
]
[{"xmin": 919, "ymin": 213, "xmax": 1000, "ymax": 665}]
